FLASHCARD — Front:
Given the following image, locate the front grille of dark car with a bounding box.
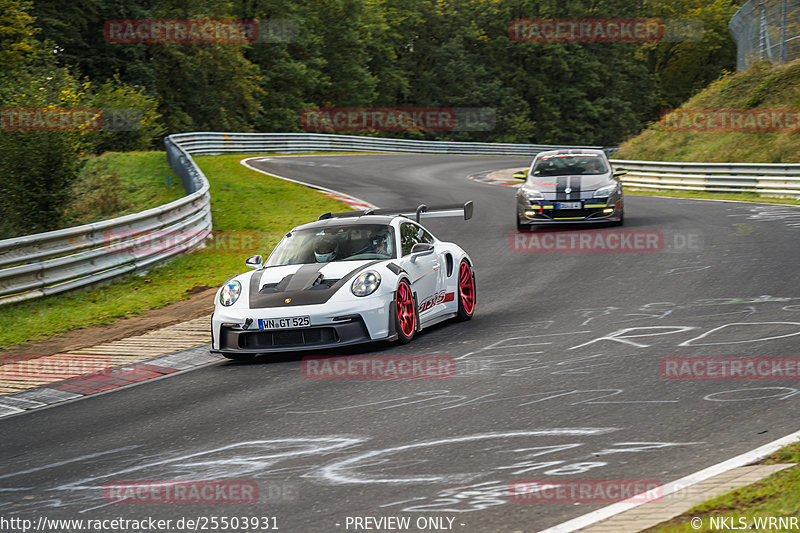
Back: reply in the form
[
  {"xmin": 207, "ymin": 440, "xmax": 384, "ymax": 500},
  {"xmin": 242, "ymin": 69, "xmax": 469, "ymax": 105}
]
[{"xmin": 550, "ymin": 209, "xmax": 593, "ymax": 218}]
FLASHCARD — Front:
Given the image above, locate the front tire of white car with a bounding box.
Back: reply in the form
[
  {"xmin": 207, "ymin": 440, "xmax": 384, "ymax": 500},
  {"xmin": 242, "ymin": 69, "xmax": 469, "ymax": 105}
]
[{"xmin": 394, "ymin": 279, "xmax": 417, "ymax": 344}]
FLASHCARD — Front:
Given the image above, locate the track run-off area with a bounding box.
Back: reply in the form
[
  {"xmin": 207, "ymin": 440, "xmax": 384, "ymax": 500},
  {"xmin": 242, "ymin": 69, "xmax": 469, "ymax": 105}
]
[{"xmin": 2, "ymin": 154, "xmax": 800, "ymax": 533}]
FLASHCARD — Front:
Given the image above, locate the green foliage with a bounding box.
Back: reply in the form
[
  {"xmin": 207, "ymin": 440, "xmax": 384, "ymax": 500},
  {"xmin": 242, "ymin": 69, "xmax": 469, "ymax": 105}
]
[
  {"xmin": 1, "ymin": 0, "xmax": 748, "ymax": 237},
  {"xmin": 637, "ymin": 0, "xmax": 740, "ymax": 111},
  {"xmin": 85, "ymin": 78, "xmax": 165, "ymax": 153},
  {"xmin": 0, "ymin": 153, "xmax": 352, "ymax": 347},
  {"xmin": 0, "ymin": 130, "xmax": 82, "ymax": 237},
  {"xmin": 12, "ymin": 0, "xmax": 742, "ymax": 146},
  {"xmin": 0, "ymin": 0, "xmax": 39, "ymax": 70},
  {"xmin": 60, "ymin": 151, "xmax": 183, "ymax": 227},
  {"xmin": 617, "ymin": 58, "xmax": 800, "ymax": 163}
]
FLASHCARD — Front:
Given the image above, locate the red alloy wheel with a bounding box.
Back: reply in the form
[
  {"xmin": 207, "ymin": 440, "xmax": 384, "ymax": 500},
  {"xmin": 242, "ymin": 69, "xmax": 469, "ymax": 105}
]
[
  {"xmin": 396, "ymin": 281, "xmax": 416, "ymax": 339},
  {"xmin": 458, "ymin": 261, "xmax": 475, "ymax": 317}
]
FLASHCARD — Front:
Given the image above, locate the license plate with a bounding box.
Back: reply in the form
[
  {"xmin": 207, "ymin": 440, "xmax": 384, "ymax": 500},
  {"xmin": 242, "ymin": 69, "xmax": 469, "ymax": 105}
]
[
  {"xmin": 258, "ymin": 316, "xmax": 311, "ymax": 330},
  {"xmin": 556, "ymin": 202, "xmax": 581, "ymax": 210}
]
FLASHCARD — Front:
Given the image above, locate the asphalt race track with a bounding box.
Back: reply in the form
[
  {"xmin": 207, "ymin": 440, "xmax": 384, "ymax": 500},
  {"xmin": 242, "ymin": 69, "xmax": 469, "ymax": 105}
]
[{"xmin": 2, "ymin": 154, "xmax": 800, "ymax": 533}]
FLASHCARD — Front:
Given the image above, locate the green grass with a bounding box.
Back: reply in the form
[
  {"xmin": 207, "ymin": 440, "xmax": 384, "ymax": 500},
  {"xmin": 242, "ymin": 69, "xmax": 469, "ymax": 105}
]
[
  {"xmin": 0, "ymin": 153, "xmax": 351, "ymax": 348},
  {"xmin": 644, "ymin": 459, "xmax": 800, "ymax": 532},
  {"xmin": 625, "ymin": 188, "xmax": 800, "ymax": 205},
  {"xmin": 62, "ymin": 151, "xmax": 184, "ymax": 227},
  {"xmin": 642, "ymin": 441, "xmax": 800, "ymax": 532},
  {"xmin": 616, "ymin": 60, "xmax": 800, "ymax": 163}
]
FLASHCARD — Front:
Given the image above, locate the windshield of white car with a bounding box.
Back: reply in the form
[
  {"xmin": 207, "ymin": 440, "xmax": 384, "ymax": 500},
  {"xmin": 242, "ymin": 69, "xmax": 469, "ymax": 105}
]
[
  {"xmin": 531, "ymin": 154, "xmax": 609, "ymax": 176},
  {"xmin": 265, "ymin": 224, "xmax": 397, "ymax": 266}
]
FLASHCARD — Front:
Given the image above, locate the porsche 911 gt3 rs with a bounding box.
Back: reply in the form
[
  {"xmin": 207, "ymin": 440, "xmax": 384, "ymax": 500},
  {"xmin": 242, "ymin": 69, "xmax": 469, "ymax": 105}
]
[
  {"xmin": 516, "ymin": 149, "xmax": 626, "ymax": 229},
  {"xmin": 211, "ymin": 203, "xmax": 476, "ymax": 360}
]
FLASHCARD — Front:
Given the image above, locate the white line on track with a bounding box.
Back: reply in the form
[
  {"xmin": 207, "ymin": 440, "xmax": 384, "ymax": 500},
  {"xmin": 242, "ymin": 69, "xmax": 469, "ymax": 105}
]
[
  {"xmin": 538, "ymin": 427, "xmax": 800, "ymax": 533},
  {"xmin": 240, "ymin": 156, "xmax": 378, "ymax": 209}
]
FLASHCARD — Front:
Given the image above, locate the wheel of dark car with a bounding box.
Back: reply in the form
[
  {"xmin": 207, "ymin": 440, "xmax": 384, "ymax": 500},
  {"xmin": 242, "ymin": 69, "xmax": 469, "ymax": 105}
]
[
  {"xmin": 456, "ymin": 260, "xmax": 476, "ymax": 321},
  {"xmin": 614, "ymin": 207, "xmax": 625, "ymax": 226},
  {"xmin": 394, "ymin": 279, "xmax": 417, "ymax": 344},
  {"xmin": 516, "ymin": 214, "xmax": 526, "ymax": 231}
]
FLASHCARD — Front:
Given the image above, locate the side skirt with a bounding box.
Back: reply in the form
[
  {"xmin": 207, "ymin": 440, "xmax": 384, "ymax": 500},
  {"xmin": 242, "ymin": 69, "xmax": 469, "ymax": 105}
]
[{"xmin": 419, "ymin": 312, "xmax": 458, "ymax": 331}]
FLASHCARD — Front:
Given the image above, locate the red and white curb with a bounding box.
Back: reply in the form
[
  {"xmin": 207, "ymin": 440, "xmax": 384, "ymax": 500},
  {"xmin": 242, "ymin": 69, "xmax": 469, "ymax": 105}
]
[
  {"xmin": 0, "ymin": 316, "xmax": 219, "ymax": 419},
  {"xmin": 468, "ymin": 168, "xmax": 525, "ymax": 187}
]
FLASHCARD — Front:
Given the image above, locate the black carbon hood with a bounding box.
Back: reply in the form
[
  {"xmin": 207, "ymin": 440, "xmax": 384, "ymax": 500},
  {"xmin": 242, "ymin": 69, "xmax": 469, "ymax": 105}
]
[{"xmin": 248, "ymin": 261, "xmax": 382, "ymax": 308}]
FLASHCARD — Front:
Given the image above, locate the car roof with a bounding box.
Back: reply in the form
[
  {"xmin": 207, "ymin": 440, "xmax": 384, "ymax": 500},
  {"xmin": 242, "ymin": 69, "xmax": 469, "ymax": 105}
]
[
  {"xmin": 293, "ymin": 215, "xmax": 403, "ymax": 231},
  {"xmin": 535, "ymin": 148, "xmax": 607, "ymax": 158}
]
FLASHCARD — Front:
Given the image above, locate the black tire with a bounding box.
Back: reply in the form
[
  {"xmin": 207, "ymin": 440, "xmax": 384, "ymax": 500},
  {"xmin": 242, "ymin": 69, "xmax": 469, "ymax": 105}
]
[
  {"xmin": 456, "ymin": 260, "xmax": 476, "ymax": 321},
  {"xmin": 394, "ymin": 280, "xmax": 417, "ymax": 344},
  {"xmin": 614, "ymin": 207, "xmax": 625, "ymax": 226},
  {"xmin": 516, "ymin": 214, "xmax": 526, "ymax": 231}
]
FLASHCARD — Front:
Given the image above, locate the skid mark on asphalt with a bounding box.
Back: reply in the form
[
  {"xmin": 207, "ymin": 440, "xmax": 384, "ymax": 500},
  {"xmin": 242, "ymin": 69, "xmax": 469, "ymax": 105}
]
[{"xmin": 1, "ymin": 428, "xmax": 705, "ymax": 515}]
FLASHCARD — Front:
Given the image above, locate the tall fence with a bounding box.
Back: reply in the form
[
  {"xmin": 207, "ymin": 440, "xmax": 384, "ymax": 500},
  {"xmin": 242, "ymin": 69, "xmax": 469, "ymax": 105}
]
[
  {"xmin": 730, "ymin": 0, "xmax": 800, "ymax": 70},
  {"xmin": 2, "ymin": 132, "xmax": 799, "ymax": 305}
]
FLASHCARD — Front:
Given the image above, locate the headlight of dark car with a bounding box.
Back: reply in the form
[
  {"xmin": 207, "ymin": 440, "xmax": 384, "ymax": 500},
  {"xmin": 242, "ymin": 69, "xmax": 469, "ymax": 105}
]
[
  {"xmin": 593, "ymin": 184, "xmax": 617, "ymax": 198},
  {"xmin": 524, "ymin": 189, "xmax": 545, "ymax": 201}
]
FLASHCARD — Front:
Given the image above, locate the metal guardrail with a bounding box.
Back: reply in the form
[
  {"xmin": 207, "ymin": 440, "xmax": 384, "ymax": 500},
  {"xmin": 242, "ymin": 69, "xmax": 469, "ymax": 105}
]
[
  {"xmin": 610, "ymin": 159, "xmax": 800, "ymax": 196},
  {"xmin": 0, "ymin": 137, "xmax": 212, "ymax": 305},
  {"xmin": 3, "ymin": 131, "xmax": 798, "ymax": 305},
  {"xmin": 168, "ymin": 131, "xmax": 603, "ymax": 157}
]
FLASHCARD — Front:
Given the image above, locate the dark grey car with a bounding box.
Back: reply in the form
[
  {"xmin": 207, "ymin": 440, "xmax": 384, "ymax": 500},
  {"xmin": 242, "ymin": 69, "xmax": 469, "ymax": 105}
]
[{"xmin": 515, "ymin": 149, "xmax": 626, "ymax": 230}]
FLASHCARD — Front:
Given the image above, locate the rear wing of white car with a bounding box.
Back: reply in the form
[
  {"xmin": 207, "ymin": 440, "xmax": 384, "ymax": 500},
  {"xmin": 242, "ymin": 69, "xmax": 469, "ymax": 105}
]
[{"xmin": 319, "ymin": 201, "xmax": 474, "ymax": 223}]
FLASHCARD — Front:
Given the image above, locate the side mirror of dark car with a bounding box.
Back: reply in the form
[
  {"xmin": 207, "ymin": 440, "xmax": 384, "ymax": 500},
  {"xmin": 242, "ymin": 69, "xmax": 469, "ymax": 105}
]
[
  {"xmin": 245, "ymin": 254, "xmax": 263, "ymax": 269},
  {"xmin": 409, "ymin": 243, "xmax": 434, "ymax": 263},
  {"xmin": 613, "ymin": 168, "xmax": 628, "ymax": 177}
]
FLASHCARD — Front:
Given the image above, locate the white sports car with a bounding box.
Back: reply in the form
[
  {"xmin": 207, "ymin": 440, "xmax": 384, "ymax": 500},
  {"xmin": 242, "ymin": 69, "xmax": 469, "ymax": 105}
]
[{"xmin": 211, "ymin": 203, "xmax": 476, "ymax": 360}]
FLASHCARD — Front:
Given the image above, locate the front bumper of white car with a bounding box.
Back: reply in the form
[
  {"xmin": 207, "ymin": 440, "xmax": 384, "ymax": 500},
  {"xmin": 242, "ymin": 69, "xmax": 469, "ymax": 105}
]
[{"xmin": 211, "ymin": 297, "xmax": 395, "ymax": 354}]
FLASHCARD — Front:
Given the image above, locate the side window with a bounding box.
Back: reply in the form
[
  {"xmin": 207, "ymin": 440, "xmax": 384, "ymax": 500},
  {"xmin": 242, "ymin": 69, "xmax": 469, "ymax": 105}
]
[
  {"xmin": 419, "ymin": 228, "xmax": 434, "ymax": 244},
  {"xmin": 400, "ymin": 222, "xmax": 421, "ymax": 256},
  {"xmin": 400, "ymin": 222, "xmax": 434, "ymax": 256}
]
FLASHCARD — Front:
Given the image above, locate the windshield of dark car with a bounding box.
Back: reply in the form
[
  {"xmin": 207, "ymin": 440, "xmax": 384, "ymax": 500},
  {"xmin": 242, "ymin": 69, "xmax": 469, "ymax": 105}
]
[
  {"xmin": 265, "ymin": 223, "xmax": 396, "ymax": 266},
  {"xmin": 531, "ymin": 154, "xmax": 609, "ymax": 176}
]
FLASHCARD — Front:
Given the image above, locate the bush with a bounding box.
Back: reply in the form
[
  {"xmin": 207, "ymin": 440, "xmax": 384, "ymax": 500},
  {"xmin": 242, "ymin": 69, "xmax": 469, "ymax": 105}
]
[
  {"xmin": 60, "ymin": 158, "xmax": 130, "ymax": 227},
  {"xmin": 85, "ymin": 77, "xmax": 165, "ymax": 154}
]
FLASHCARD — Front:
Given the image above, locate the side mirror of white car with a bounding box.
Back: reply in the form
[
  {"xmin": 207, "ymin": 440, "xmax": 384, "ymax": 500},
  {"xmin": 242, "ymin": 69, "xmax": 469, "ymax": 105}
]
[
  {"xmin": 409, "ymin": 243, "xmax": 434, "ymax": 263},
  {"xmin": 245, "ymin": 255, "xmax": 263, "ymax": 269}
]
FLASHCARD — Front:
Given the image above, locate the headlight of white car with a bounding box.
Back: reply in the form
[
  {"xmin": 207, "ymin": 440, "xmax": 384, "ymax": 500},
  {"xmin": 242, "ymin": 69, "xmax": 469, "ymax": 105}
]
[
  {"xmin": 593, "ymin": 184, "xmax": 617, "ymax": 198},
  {"xmin": 524, "ymin": 189, "xmax": 545, "ymax": 201},
  {"xmin": 220, "ymin": 280, "xmax": 242, "ymax": 306},
  {"xmin": 351, "ymin": 271, "xmax": 381, "ymax": 297}
]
